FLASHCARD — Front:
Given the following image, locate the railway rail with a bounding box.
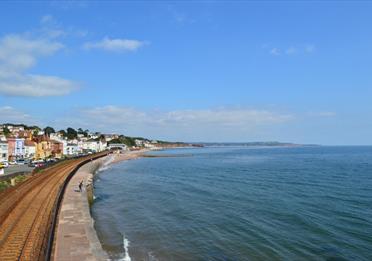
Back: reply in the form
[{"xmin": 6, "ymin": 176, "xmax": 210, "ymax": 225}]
[{"xmin": 0, "ymin": 152, "xmax": 108, "ymax": 261}]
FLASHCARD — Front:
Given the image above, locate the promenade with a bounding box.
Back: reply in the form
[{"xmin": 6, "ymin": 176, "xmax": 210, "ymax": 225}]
[{"xmin": 53, "ymin": 157, "xmax": 109, "ymax": 261}]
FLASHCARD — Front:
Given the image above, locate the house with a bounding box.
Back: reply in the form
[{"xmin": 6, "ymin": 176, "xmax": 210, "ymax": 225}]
[
  {"xmin": 1, "ymin": 124, "xmax": 25, "ymax": 132},
  {"xmin": 50, "ymin": 133, "xmax": 68, "ymax": 155},
  {"xmin": 135, "ymin": 139, "xmax": 145, "ymax": 147},
  {"xmin": 103, "ymin": 134, "xmax": 119, "ymax": 142},
  {"xmin": 34, "ymin": 135, "xmax": 52, "ymax": 160},
  {"xmin": 51, "ymin": 140, "xmax": 63, "ymax": 159},
  {"xmin": 66, "ymin": 143, "xmax": 79, "ymax": 155},
  {"xmin": 81, "ymin": 139, "xmax": 107, "ymax": 152},
  {"xmin": 0, "ymin": 141, "xmax": 8, "ymax": 162},
  {"xmin": 144, "ymin": 142, "xmax": 156, "ymax": 149},
  {"xmin": 7, "ymin": 138, "xmax": 25, "ymax": 161},
  {"xmin": 24, "ymin": 140, "xmax": 36, "ymax": 159}
]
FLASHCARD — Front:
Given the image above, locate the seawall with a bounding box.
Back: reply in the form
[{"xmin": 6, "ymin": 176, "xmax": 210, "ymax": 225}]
[{"xmin": 53, "ymin": 156, "xmax": 111, "ymax": 261}]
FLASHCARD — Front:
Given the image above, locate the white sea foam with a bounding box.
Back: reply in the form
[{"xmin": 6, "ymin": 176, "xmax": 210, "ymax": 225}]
[
  {"xmin": 97, "ymin": 155, "xmax": 115, "ymax": 173},
  {"xmin": 122, "ymin": 236, "xmax": 131, "ymax": 261},
  {"xmin": 147, "ymin": 251, "xmax": 159, "ymax": 261},
  {"xmin": 114, "ymin": 234, "xmax": 132, "ymax": 261}
]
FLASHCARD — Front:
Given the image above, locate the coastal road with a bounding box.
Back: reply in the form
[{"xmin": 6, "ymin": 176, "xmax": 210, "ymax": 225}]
[{"xmin": 0, "ymin": 152, "xmax": 108, "ymax": 261}]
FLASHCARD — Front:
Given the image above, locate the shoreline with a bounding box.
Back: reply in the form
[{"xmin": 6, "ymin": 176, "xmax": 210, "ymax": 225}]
[
  {"xmin": 53, "ymin": 156, "xmax": 109, "ymax": 261},
  {"xmin": 53, "ymin": 150, "xmax": 148, "ymax": 261},
  {"xmin": 56, "ymin": 147, "xmax": 189, "ymax": 260}
]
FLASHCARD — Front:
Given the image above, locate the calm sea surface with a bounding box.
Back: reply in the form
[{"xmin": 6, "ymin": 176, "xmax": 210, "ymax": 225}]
[{"xmin": 91, "ymin": 146, "xmax": 372, "ymax": 261}]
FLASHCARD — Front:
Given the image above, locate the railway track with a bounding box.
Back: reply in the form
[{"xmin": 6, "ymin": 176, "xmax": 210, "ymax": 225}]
[{"xmin": 0, "ymin": 152, "xmax": 108, "ymax": 261}]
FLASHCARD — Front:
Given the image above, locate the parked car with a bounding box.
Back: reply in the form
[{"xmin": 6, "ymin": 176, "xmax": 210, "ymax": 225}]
[
  {"xmin": 28, "ymin": 161, "xmax": 36, "ymax": 167},
  {"xmin": 0, "ymin": 161, "xmax": 9, "ymax": 168},
  {"xmin": 16, "ymin": 159, "xmax": 26, "ymax": 165},
  {"xmin": 30, "ymin": 160, "xmax": 44, "ymax": 168},
  {"xmin": 35, "ymin": 162, "xmax": 45, "ymax": 168},
  {"xmin": 9, "ymin": 161, "xmax": 17, "ymax": 165}
]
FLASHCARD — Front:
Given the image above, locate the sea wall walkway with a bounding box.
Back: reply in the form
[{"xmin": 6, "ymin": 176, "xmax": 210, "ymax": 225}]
[{"xmin": 53, "ymin": 157, "xmax": 109, "ymax": 261}]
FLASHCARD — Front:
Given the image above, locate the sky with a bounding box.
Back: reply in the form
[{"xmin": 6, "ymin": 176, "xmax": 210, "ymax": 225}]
[{"xmin": 0, "ymin": 1, "xmax": 371, "ymax": 145}]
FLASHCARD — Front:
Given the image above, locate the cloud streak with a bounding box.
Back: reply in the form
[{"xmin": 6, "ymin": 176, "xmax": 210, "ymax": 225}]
[
  {"xmin": 265, "ymin": 44, "xmax": 315, "ymax": 56},
  {"xmin": 80, "ymin": 106, "xmax": 293, "ymax": 126},
  {"xmin": 60, "ymin": 106, "xmax": 294, "ymax": 141},
  {"xmin": 83, "ymin": 37, "xmax": 147, "ymax": 52},
  {"xmin": 0, "ymin": 106, "xmax": 35, "ymax": 124}
]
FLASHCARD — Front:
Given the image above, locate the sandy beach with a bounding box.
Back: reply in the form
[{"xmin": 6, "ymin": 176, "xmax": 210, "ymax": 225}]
[{"xmin": 110, "ymin": 149, "xmax": 151, "ymax": 165}]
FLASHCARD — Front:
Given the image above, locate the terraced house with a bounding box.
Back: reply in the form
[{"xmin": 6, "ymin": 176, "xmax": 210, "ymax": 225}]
[
  {"xmin": 7, "ymin": 137, "xmax": 25, "ymax": 161},
  {"xmin": 34, "ymin": 135, "xmax": 52, "ymax": 160},
  {"xmin": 24, "ymin": 140, "xmax": 36, "ymax": 159},
  {"xmin": 0, "ymin": 141, "xmax": 8, "ymax": 162}
]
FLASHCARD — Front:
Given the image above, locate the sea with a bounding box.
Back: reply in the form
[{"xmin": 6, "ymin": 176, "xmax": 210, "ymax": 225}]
[{"xmin": 91, "ymin": 146, "xmax": 372, "ymax": 261}]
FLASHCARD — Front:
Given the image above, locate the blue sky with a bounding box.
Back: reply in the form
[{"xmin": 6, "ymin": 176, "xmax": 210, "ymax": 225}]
[{"xmin": 0, "ymin": 1, "xmax": 371, "ymax": 144}]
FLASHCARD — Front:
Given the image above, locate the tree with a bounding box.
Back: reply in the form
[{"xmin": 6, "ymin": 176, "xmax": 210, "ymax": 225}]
[
  {"xmin": 2, "ymin": 127, "xmax": 10, "ymax": 137},
  {"xmin": 58, "ymin": 130, "xmax": 67, "ymax": 137},
  {"xmin": 77, "ymin": 128, "xmax": 89, "ymax": 137},
  {"xmin": 33, "ymin": 129, "xmax": 39, "ymax": 136},
  {"xmin": 108, "ymin": 136, "xmax": 136, "ymax": 147},
  {"xmin": 43, "ymin": 126, "xmax": 55, "ymax": 136},
  {"xmin": 66, "ymin": 127, "xmax": 78, "ymax": 140}
]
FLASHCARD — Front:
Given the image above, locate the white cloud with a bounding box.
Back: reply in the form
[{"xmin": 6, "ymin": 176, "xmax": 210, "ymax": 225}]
[
  {"xmin": 270, "ymin": 48, "xmax": 280, "ymax": 56},
  {"xmin": 39, "ymin": 14, "xmax": 87, "ymax": 39},
  {"xmin": 66, "ymin": 106, "xmax": 293, "ymax": 140},
  {"xmin": 266, "ymin": 44, "xmax": 315, "ymax": 56},
  {"xmin": 0, "ymin": 34, "xmax": 63, "ymax": 70},
  {"xmin": 83, "ymin": 37, "xmax": 147, "ymax": 52},
  {"xmin": 41, "ymin": 14, "xmax": 54, "ymax": 24},
  {"xmin": 167, "ymin": 5, "xmax": 195, "ymax": 24},
  {"xmin": 0, "ymin": 106, "xmax": 35, "ymax": 124},
  {"xmin": 80, "ymin": 106, "xmax": 292, "ymax": 126},
  {"xmin": 0, "ymin": 33, "xmax": 78, "ymax": 97},
  {"xmin": 0, "ymin": 73, "xmax": 77, "ymax": 97}
]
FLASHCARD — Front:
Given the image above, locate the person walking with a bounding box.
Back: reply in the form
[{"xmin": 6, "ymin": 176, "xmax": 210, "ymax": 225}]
[{"xmin": 78, "ymin": 180, "xmax": 84, "ymax": 192}]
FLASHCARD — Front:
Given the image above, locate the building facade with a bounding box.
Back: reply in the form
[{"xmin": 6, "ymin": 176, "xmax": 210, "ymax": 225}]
[
  {"xmin": 0, "ymin": 141, "xmax": 8, "ymax": 162},
  {"xmin": 34, "ymin": 135, "xmax": 52, "ymax": 160},
  {"xmin": 51, "ymin": 140, "xmax": 63, "ymax": 159},
  {"xmin": 24, "ymin": 140, "xmax": 36, "ymax": 159},
  {"xmin": 66, "ymin": 144, "xmax": 79, "ymax": 155},
  {"xmin": 7, "ymin": 138, "xmax": 25, "ymax": 161}
]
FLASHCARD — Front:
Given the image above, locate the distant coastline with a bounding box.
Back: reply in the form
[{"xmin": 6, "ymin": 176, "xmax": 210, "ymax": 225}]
[{"xmin": 194, "ymin": 142, "xmax": 319, "ymax": 147}]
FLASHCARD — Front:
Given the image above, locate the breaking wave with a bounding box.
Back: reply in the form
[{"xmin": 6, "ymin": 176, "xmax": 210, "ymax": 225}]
[
  {"xmin": 115, "ymin": 234, "xmax": 132, "ymax": 261},
  {"xmin": 97, "ymin": 155, "xmax": 115, "ymax": 172}
]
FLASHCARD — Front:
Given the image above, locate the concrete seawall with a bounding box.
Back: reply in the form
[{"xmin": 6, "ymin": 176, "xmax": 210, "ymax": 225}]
[{"xmin": 53, "ymin": 156, "xmax": 111, "ymax": 261}]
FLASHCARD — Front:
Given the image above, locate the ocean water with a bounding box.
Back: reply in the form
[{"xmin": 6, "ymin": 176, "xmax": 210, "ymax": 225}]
[{"xmin": 91, "ymin": 146, "xmax": 372, "ymax": 261}]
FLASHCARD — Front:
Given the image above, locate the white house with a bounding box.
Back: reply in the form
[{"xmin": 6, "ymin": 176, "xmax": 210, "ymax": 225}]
[
  {"xmin": 81, "ymin": 139, "xmax": 107, "ymax": 152},
  {"xmin": 135, "ymin": 139, "xmax": 145, "ymax": 147},
  {"xmin": 144, "ymin": 142, "xmax": 156, "ymax": 149},
  {"xmin": 24, "ymin": 140, "xmax": 36, "ymax": 159},
  {"xmin": 66, "ymin": 144, "xmax": 79, "ymax": 155},
  {"xmin": 0, "ymin": 141, "xmax": 8, "ymax": 162}
]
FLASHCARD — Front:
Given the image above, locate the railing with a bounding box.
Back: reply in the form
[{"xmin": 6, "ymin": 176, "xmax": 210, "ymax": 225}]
[{"xmin": 44, "ymin": 152, "xmax": 109, "ymax": 261}]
